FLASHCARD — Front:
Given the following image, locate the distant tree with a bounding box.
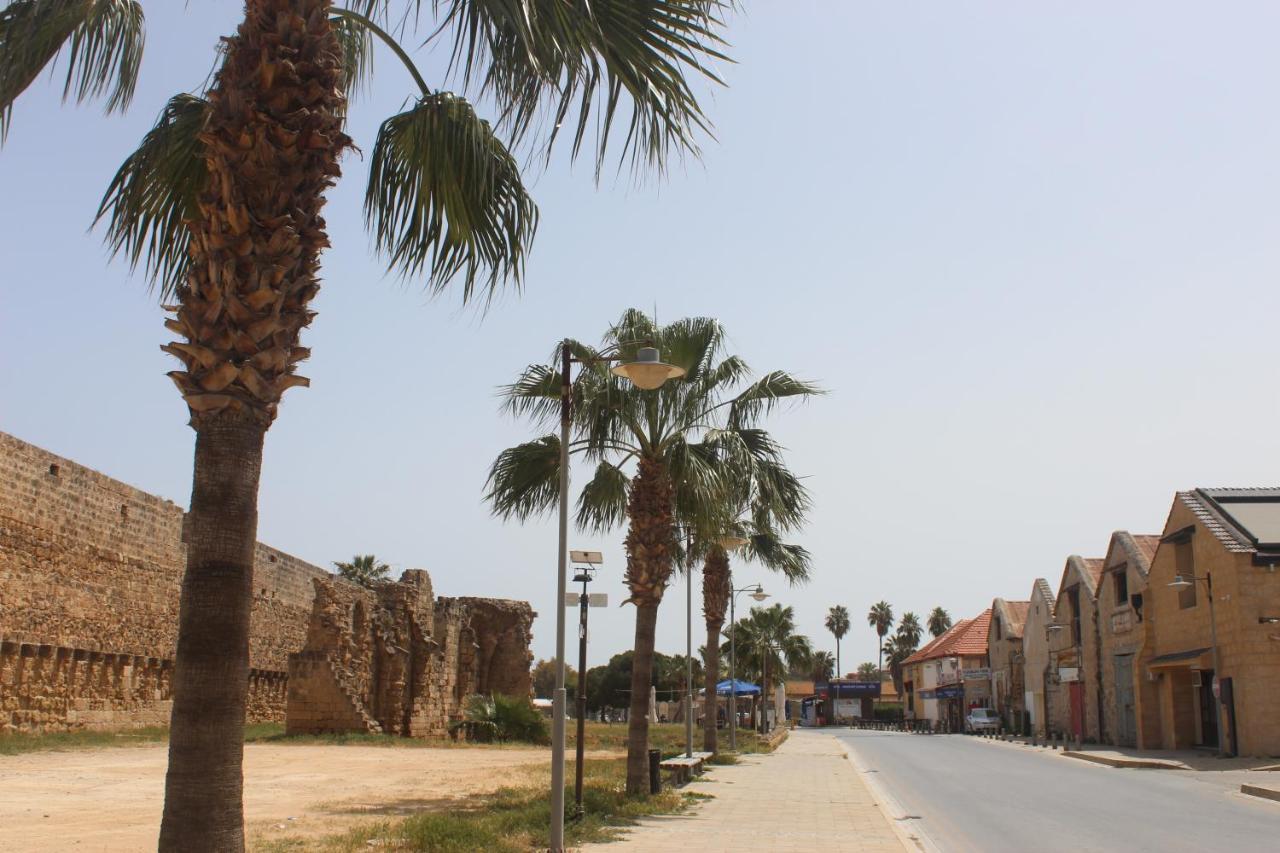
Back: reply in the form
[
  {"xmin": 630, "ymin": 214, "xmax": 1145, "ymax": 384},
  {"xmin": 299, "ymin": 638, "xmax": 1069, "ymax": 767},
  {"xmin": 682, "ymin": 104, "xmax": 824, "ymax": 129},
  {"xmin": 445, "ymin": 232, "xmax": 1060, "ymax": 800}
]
[
  {"xmin": 898, "ymin": 612, "xmax": 923, "ymax": 648},
  {"xmin": 333, "ymin": 554, "xmax": 390, "ymax": 589},
  {"xmin": 928, "ymin": 607, "xmax": 953, "ymax": 638},
  {"xmin": 883, "ymin": 632, "xmax": 918, "ymax": 698},
  {"xmin": 824, "ymin": 605, "xmax": 850, "ymax": 678},
  {"xmin": 866, "ymin": 601, "xmax": 894, "ymax": 683},
  {"xmin": 531, "ymin": 659, "xmax": 577, "ymax": 699},
  {"xmin": 856, "ymin": 662, "xmax": 880, "ymax": 681},
  {"xmin": 809, "ymin": 651, "xmax": 835, "ymax": 683},
  {"xmin": 723, "ymin": 604, "xmax": 812, "ymax": 688}
]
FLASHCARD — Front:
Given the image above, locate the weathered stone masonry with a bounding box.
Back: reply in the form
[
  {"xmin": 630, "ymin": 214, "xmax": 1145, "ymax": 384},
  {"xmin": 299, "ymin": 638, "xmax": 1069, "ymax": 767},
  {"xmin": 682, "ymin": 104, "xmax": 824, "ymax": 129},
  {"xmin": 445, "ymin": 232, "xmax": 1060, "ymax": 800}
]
[{"xmin": 0, "ymin": 431, "xmax": 532, "ymax": 734}]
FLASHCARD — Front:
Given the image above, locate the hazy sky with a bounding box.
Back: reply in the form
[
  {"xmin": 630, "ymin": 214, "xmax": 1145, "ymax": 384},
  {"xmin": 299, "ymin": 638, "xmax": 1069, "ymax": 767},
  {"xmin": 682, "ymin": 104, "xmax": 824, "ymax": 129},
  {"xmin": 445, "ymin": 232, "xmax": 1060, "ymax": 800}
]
[{"xmin": 4, "ymin": 2, "xmax": 1280, "ymax": 676}]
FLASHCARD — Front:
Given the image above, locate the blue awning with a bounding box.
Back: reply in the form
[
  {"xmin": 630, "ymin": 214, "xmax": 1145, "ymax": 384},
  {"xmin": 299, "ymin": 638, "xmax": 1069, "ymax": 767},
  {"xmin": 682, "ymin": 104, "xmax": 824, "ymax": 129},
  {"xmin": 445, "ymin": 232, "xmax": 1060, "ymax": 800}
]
[{"xmin": 715, "ymin": 678, "xmax": 761, "ymax": 696}]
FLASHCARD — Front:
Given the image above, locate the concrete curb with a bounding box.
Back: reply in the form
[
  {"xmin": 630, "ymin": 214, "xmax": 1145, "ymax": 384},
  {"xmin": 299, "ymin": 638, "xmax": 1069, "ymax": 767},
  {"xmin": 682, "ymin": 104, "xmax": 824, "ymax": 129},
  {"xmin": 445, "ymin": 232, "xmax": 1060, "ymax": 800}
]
[
  {"xmin": 1241, "ymin": 784, "xmax": 1280, "ymax": 803},
  {"xmin": 1062, "ymin": 751, "xmax": 1185, "ymax": 770},
  {"xmin": 834, "ymin": 734, "xmax": 940, "ymax": 853}
]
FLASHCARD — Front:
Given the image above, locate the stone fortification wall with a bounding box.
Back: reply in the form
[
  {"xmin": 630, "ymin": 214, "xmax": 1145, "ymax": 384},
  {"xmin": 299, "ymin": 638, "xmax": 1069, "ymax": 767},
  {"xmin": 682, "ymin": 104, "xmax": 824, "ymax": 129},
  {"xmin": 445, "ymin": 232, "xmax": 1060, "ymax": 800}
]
[
  {"xmin": 0, "ymin": 431, "xmax": 330, "ymax": 732},
  {"xmin": 286, "ymin": 578, "xmax": 535, "ymax": 738}
]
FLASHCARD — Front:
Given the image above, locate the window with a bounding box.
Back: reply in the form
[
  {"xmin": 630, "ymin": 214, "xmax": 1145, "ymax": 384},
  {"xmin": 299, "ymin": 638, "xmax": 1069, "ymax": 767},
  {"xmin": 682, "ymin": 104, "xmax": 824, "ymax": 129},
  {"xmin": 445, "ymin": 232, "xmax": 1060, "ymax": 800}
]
[
  {"xmin": 1113, "ymin": 570, "xmax": 1128, "ymax": 606},
  {"xmin": 1175, "ymin": 541, "xmax": 1197, "ymax": 609},
  {"xmin": 995, "ymin": 620, "xmax": 1003, "ymax": 641},
  {"xmin": 1131, "ymin": 593, "xmax": 1144, "ymax": 623},
  {"xmin": 1067, "ymin": 587, "xmax": 1082, "ymax": 646}
]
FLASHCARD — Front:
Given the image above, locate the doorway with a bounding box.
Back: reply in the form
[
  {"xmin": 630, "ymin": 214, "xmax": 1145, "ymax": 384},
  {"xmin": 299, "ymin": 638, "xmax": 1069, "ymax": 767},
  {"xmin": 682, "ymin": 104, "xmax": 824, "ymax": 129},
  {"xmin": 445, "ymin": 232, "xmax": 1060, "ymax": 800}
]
[
  {"xmin": 1114, "ymin": 654, "xmax": 1136, "ymax": 747},
  {"xmin": 1197, "ymin": 669, "xmax": 1218, "ymax": 748},
  {"xmin": 1069, "ymin": 682, "xmax": 1085, "ymax": 740}
]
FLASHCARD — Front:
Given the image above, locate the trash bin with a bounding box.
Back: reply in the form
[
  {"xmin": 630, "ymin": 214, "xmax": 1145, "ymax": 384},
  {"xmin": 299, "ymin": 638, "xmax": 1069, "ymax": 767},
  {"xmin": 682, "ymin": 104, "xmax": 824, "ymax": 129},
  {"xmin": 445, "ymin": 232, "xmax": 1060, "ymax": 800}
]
[{"xmin": 648, "ymin": 748, "xmax": 661, "ymax": 794}]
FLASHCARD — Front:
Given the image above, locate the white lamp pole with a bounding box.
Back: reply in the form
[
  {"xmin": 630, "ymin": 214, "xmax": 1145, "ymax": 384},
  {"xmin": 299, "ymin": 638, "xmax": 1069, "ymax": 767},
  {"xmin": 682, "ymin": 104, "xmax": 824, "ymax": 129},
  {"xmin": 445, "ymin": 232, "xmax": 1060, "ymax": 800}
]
[{"xmin": 727, "ymin": 581, "xmax": 768, "ymax": 751}]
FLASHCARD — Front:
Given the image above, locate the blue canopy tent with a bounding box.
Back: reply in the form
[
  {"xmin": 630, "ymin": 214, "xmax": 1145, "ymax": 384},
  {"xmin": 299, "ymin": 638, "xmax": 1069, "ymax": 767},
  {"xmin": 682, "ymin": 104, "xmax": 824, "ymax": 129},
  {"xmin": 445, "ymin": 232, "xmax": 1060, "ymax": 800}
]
[{"xmin": 714, "ymin": 678, "xmax": 760, "ymax": 696}]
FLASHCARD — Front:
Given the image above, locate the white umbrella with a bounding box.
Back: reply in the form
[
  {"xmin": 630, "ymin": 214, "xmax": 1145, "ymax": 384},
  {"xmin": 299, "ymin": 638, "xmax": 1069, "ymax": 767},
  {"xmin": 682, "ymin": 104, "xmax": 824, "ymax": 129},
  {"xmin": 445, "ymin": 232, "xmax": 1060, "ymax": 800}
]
[
  {"xmin": 775, "ymin": 683, "xmax": 786, "ymax": 728},
  {"xmin": 648, "ymin": 685, "xmax": 658, "ymax": 723}
]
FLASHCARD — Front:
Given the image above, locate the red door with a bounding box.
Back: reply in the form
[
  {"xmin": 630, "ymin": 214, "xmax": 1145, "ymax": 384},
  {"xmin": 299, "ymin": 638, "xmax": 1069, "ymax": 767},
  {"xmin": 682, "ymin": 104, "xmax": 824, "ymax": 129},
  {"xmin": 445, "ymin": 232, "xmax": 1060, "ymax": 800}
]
[{"xmin": 1069, "ymin": 682, "xmax": 1085, "ymax": 740}]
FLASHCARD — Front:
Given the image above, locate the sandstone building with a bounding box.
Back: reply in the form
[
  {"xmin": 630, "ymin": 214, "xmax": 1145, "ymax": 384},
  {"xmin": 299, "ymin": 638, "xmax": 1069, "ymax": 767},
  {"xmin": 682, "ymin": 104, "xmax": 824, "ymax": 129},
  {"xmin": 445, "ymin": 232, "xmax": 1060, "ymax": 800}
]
[
  {"xmin": 1096, "ymin": 531, "xmax": 1160, "ymax": 748},
  {"xmin": 0, "ymin": 431, "xmax": 533, "ymax": 734},
  {"xmin": 902, "ymin": 610, "xmax": 991, "ymax": 730},
  {"xmin": 1046, "ymin": 555, "xmax": 1103, "ymax": 742},
  {"xmin": 987, "ymin": 597, "xmax": 1029, "ymax": 732},
  {"xmin": 1021, "ymin": 578, "xmax": 1056, "ymax": 738}
]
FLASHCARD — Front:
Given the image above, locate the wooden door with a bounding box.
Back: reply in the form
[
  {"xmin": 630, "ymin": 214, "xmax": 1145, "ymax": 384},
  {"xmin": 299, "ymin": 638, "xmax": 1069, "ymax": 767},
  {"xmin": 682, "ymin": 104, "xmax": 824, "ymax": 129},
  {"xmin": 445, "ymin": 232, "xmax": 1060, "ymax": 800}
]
[
  {"xmin": 1114, "ymin": 654, "xmax": 1136, "ymax": 747},
  {"xmin": 1069, "ymin": 681, "xmax": 1084, "ymax": 740}
]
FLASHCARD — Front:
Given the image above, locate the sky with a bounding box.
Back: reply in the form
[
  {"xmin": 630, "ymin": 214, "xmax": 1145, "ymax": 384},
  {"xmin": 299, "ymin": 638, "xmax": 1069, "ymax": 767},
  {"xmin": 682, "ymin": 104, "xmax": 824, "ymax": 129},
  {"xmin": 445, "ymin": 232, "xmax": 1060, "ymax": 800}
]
[{"xmin": 4, "ymin": 2, "xmax": 1280, "ymax": 677}]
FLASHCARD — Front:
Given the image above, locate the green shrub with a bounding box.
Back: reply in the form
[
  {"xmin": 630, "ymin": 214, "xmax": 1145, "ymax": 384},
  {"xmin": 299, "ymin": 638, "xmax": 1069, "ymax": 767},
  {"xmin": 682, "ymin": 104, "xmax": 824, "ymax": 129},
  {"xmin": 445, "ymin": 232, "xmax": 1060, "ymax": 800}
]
[{"xmin": 453, "ymin": 694, "xmax": 549, "ymax": 745}]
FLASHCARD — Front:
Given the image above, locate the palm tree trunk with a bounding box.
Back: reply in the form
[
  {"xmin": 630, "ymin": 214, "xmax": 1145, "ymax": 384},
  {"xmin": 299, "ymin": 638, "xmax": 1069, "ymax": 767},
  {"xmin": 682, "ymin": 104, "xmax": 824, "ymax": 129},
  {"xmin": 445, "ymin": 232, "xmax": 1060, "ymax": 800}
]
[
  {"xmin": 159, "ymin": 416, "xmax": 265, "ymax": 851},
  {"xmin": 622, "ymin": 455, "xmax": 675, "ymax": 795},
  {"xmin": 700, "ymin": 547, "xmax": 730, "ymax": 753},
  {"xmin": 625, "ymin": 599, "xmax": 660, "ymax": 794}
]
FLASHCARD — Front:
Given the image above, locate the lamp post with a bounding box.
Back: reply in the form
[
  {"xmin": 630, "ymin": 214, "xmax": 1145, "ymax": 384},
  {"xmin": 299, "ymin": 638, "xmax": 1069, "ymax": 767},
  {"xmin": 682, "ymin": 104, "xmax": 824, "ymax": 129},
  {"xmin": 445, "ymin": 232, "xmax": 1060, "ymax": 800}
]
[
  {"xmin": 1169, "ymin": 573, "xmax": 1226, "ymax": 757},
  {"xmin": 728, "ymin": 581, "xmax": 768, "ymax": 751},
  {"xmin": 570, "ymin": 551, "xmax": 603, "ymax": 813},
  {"xmin": 550, "ymin": 341, "xmax": 683, "ymax": 852}
]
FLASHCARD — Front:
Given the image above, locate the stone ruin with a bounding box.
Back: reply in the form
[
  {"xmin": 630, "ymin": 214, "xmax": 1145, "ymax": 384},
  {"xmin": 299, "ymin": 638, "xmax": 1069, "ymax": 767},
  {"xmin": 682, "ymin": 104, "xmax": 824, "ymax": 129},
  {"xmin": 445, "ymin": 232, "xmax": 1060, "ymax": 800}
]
[{"xmin": 286, "ymin": 570, "xmax": 534, "ymax": 737}]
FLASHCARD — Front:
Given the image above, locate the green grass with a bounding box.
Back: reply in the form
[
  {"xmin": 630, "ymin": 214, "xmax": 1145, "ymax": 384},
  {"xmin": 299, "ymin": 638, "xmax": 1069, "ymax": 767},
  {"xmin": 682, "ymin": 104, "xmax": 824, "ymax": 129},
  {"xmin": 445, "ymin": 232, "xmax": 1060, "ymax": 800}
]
[
  {"xmin": 257, "ymin": 757, "xmax": 704, "ymax": 853},
  {"xmin": 569, "ymin": 721, "xmax": 773, "ymax": 756},
  {"xmin": 0, "ymin": 726, "xmax": 170, "ymax": 755}
]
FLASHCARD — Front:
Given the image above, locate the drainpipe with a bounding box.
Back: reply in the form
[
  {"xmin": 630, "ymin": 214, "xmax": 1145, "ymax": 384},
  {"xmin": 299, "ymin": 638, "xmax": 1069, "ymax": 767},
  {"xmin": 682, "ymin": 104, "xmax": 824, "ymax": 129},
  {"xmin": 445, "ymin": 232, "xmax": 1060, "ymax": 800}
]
[{"xmin": 1093, "ymin": 606, "xmax": 1105, "ymax": 745}]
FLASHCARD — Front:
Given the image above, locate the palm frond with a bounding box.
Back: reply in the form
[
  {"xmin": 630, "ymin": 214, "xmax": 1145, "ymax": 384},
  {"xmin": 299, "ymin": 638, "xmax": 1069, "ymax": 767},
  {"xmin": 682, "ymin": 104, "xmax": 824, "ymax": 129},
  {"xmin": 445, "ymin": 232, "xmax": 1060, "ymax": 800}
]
[
  {"xmin": 575, "ymin": 460, "xmax": 629, "ymax": 534},
  {"xmin": 484, "ymin": 434, "xmax": 560, "ymax": 520},
  {"xmin": 728, "ymin": 371, "xmax": 824, "ymax": 429},
  {"xmin": 744, "ymin": 532, "xmax": 811, "ymax": 585},
  {"xmin": 366, "ymin": 90, "xmax": 538, "ymax": 300},
  {"xmin": 433, "ymin": 0, "xmax": 732, "ymax": 177},
  {"xmin": 93, "ymin": 92, "xmax": 208, "ymax": 298},
  {"xmin": 330, "ymin": 11, "xmax": 374, "ymax": 109},
  {"xmin": 0, "ymin": 0, "xmax": 144, "ymax": 142}
]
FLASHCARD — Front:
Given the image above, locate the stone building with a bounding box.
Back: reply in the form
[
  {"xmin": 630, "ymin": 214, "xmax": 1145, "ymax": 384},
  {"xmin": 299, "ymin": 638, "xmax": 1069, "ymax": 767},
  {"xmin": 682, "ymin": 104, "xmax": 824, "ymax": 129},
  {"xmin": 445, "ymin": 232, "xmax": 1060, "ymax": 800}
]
[
  {"xmin": 1137, "ymin": 489, "xmax": 1280, "ymax": 756},
  {"xmin": 987, "ymin": 598, "xmax": 1029, "ymax": 733},
  {"xmin": 1096, "ymin": 531, "xmax": 1160, "ymax": 748},
  {"xmin": 0, "ymin": 430, "xmax": 533, "ymax": 734},
  {"xmin": 1021, "ymin": 578, "xmax": 1057, "ymax": 738},
  {"xmin": 902, "ymin": 610, "xmax": 991, "ymax": 730},
  {"xmin": 1046, "ymin": 555, "xmax": 1104, "ymax": 742},
  {"xmin": 286, "ymin": 573, "xmax": 533, "ymax": 737}
]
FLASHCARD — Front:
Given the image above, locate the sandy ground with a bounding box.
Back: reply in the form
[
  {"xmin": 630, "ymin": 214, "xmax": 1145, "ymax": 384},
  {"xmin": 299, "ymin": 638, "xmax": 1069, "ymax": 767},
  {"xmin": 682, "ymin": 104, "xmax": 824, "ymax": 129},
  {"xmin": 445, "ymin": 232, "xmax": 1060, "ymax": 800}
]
[{"xmin": 0, "ymin": 743, "xmax": 603, "ymax": 852}]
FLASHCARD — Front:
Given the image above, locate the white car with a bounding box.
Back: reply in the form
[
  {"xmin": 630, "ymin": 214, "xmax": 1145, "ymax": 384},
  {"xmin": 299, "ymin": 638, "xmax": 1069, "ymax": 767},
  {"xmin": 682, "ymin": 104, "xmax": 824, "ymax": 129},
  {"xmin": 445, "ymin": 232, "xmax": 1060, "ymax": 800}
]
[{"xmin": 965, "ymin": 707, "xmax": 1000, "ymax": 733}]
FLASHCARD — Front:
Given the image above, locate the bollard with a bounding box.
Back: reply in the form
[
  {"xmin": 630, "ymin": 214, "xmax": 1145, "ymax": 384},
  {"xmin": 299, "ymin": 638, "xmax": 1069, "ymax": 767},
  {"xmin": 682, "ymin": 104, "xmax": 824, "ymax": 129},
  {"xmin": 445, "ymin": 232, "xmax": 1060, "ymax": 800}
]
[
  {"xmin": 1031, "ymin": 733, "xmax": 1038, "ymax": 747},
  {"xmin": 648, "ymin": 749, "xmax": 661, "ymax": 794}
]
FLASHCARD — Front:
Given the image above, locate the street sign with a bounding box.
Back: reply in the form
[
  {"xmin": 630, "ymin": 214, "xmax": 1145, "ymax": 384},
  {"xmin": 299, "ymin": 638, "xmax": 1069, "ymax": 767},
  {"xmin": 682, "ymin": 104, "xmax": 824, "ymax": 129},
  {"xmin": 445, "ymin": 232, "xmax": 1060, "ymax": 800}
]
[
  {"xmin": 570, "ymin": 550, "xmax": 603, "ymax": 565},
  {"xmin": 963, "ymin": 668, "xmax": 991, "ymax": 681},
  {"xmin": 565, "ymin": 593, "xmax": 609, "ymax": 607}
]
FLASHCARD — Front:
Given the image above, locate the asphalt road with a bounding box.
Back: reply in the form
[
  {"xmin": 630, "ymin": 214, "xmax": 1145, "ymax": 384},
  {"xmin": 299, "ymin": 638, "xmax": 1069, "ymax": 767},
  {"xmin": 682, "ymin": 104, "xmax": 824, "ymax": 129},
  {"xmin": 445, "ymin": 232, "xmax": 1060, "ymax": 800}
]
[{"xmin": 834, "ymin": 729, "xmax": 1280, "ymax": 852}]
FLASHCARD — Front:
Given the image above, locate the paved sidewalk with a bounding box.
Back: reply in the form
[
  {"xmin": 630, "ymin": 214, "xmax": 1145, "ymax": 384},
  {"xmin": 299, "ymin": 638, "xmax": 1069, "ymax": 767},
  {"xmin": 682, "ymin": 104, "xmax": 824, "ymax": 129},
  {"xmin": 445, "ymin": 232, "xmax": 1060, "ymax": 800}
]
[{"xmin": 578, "ymin": 729, "xmax": 904, "ymax": 852}]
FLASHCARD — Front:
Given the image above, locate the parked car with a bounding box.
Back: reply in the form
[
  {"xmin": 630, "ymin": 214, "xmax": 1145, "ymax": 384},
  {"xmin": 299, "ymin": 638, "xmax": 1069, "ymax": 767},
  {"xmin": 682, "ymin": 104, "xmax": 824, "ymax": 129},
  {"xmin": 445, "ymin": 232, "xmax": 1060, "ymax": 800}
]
[{"xmin": 965, "ymin": 707, "xmax": 1000, "ymax": 733}]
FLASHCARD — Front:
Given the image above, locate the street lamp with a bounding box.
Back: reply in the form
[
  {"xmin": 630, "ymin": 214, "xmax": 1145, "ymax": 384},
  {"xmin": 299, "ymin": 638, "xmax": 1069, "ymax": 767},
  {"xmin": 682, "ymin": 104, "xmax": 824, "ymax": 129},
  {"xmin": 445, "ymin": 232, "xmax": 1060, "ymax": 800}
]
[
  {"xmin": 728, "ymin": 581, "xmax": 769, "ymax": 751},
  {"xmin": 569, "ymin": 550, "xmax": 604, "ymax": 814},
  {"xmin": 550, "ymin": 340, "xmax": 683, "ymax": 851},
  {"xmin": 1168, "ymin": 573, "xmax": 1227, "ymax": 757}
]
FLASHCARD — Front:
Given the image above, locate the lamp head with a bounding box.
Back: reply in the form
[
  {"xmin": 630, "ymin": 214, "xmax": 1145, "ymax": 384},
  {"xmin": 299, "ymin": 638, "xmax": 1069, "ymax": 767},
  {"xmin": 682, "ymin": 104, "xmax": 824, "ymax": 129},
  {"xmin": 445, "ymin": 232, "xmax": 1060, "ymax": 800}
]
[
  {"xmin": 1168, "ymin": 575, "xmax": 1193, "ymax": 590},
  {"xmin": 611, "ymin": 347, "xmax": 685, "ymax": 390},
  {"xmin": 1047, "ymin": 623, "xmax": 1064, "ymax": 633},
  {"xmin": 719, "ymin": 534, "xmax": 750, "ymax": 551},
  {"xmin": 750, "ymin": 585, "xmax": 769, "ymax": 602}
]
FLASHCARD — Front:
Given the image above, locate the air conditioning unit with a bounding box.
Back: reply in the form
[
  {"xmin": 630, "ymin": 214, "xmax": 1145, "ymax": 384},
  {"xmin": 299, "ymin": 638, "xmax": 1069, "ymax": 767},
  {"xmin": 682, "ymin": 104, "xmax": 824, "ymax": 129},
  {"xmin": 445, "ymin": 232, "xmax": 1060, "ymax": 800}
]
[{"xmin": 1191, "ymin": 671, "xmax": 1202, "ymax": 687}]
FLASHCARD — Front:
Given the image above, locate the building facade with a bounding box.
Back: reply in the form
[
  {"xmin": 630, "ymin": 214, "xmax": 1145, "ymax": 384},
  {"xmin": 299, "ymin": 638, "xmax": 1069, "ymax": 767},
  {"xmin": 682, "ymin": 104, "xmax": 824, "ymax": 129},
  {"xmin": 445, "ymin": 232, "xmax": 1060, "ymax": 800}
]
[
  {"xmin": 1096, "ymin": 531, "xmax": 1160, "ymax": 747},
  {"xmin": 1137, "ymin": 490, "xmax": 1280, "ymax": 756},
  {"xmin": 1046, "ymin": 555, "xmax": 1104, "ymax": 742},
  {"xmin": 988, "ymin": 598, "xmax": 1029, "ymax": 733},
  {"xmin": 903, "ymin": 610, "xmax": 992, "ymax": 730},
  {"xmin": 1021, "ymin": 579, "xmax": 1056, "ymax": 738}
]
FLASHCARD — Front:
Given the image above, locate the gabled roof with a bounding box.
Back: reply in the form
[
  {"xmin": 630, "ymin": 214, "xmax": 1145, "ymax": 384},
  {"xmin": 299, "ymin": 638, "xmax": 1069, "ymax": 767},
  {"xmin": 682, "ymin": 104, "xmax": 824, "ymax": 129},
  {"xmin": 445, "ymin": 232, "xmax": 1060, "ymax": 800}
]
[
  {"xmin": 903, "ymin": 609, "xmax": 991, "ymax": 664},
  {"xmin": 1057, "ymin": 555, "xmax": 1104, "ymax": 601},
  {"xmin": 1104, "ymin": 531, "xmax": 1161, "ymax": 579},
  {"xmin": 991, "ymin": 598, "xmax": 1030, "ymax": 639},
  {"xmin": 1178, "ymin": 489, "xmax": 1280, "ymax": 558},
  {"xmin": 1031, "ymin": 578, "xmax": 1056, "ymax": 620}
]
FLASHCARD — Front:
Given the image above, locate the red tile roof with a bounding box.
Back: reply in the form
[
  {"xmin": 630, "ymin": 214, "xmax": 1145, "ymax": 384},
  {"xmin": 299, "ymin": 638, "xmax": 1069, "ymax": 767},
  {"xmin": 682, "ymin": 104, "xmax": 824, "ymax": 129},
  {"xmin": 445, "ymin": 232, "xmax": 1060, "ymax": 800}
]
[
  {"xmin": 903, "ymin": 609, "xmax": 991, "ymax": 664},
  {"xmin": 1132, "ymin": 535, "xmax": 1160, "ymax": 565}
]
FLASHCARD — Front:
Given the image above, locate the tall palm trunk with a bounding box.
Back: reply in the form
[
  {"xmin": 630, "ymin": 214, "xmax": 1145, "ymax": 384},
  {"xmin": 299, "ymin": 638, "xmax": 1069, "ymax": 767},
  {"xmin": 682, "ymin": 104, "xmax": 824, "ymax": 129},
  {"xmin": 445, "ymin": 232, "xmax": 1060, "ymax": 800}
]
[
  {"xmin": 701, "ymin": 546, "xmax": 730, "ymax": 753},
  {"xmin": 158, "ymin": 1, "xmax": 347, "ymax": 848},
  {"xmin": 622, "ymin": 455, "xmax": 675, "ymax": 795},
  {"xmin": 159, "ymin": 419, "xmax": 264, "ymax": 850}
]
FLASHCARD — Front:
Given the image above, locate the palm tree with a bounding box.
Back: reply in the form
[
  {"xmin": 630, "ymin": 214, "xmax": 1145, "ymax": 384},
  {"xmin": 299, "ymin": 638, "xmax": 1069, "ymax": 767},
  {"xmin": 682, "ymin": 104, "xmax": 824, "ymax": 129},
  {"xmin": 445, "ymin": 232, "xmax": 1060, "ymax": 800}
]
[
  {"xmin": 723, "ymin": 603, "xmax": 812, "ymax": 691},
  {"xmin": 2, "ymin": 3, "xmax": 731, "ymax": 845},
  {"xmin": 825, "ymin": 605, "xmax": 850, "ymax": 678},
  {"xmin": 809, "ymin": 651, "xmax": 835, "ymax": 683},
  {"xmin": 928, "ymin": 607, "xmax": 953, "ymax": 638},
  {"xmin": 856, "ymin": 661, "xmax": 880, "ymax": 681},
  {"xmin": 486, "ymin": 311, "xmax": 819, "ymax": 794},
  {"xmin": 883, "ymin": 632, "xmax": 917, "ymax": 699},
  {"xmin": 897, "ymin": 611, "xmax": 923, "ymax": 649},
  {"xmin": 867, "ymin": 601, "xmax": 894, "ymax": 681},
  {"xmin": 333, "ymin": 554, "xmax": 390, "ymax": 589}
]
